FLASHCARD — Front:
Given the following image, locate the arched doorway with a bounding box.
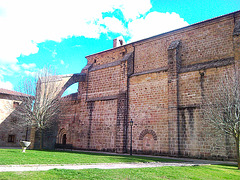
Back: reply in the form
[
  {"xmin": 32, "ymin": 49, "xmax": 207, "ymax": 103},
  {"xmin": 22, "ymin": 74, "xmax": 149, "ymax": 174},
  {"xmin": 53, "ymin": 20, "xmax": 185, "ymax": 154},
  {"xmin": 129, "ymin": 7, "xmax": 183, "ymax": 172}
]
[
  {"xmin": 62, "ymin": 134, "xmax": 67, "ymax": 145},
  {"xmin": 57, "ymin": 128, "xmax": 67, "ymax": 144}
]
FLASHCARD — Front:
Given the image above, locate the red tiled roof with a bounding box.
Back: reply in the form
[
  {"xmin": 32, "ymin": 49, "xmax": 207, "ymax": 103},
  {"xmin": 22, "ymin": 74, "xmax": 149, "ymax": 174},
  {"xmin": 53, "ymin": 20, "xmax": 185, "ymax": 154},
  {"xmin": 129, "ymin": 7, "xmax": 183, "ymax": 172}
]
[{"xmin": 0, "ymin": 88, "xmax": 31, "ymax": 97}]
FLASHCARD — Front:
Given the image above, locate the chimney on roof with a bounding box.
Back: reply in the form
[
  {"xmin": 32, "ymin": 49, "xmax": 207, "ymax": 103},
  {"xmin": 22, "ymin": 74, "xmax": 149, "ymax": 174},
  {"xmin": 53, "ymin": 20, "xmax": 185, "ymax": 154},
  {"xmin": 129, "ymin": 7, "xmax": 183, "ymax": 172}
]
[{"xmin": 113, "ymin": 36, "xmax": 126, "ymax": 48}]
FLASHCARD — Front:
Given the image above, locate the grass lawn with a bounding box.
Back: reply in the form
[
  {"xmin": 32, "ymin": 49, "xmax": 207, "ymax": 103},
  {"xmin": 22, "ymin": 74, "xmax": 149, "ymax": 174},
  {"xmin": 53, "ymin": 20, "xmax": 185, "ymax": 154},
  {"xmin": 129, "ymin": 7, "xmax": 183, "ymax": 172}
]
[
  {"xmin": 0, "ymin": 149, "xmax": 180, "ymax": 165},
  {"xmin": 0, "ymin": 165, "xmax": 239, "ymax": 180}
]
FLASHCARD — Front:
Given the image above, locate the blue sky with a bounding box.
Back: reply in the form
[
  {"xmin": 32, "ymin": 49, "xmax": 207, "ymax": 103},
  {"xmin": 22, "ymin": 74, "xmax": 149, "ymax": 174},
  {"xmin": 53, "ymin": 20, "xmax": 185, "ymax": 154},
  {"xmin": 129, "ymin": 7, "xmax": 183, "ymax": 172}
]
[{"xmin": 0, "ymin": 0, "xmax": 239, "ymax": 95}]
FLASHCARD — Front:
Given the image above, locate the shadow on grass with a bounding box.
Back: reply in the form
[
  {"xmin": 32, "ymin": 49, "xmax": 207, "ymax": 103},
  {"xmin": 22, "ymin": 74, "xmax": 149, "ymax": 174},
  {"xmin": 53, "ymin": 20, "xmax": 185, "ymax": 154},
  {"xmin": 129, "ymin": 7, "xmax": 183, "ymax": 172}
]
[
  {"xmin": 213, "ymin": 164, "xmax": 238, "ymax": 170},
  {"xmin": 3, "ymin": 150, "xmax": 20, "ymax": 153},
  {"xmin": 31, "ymin": 149, "xmax": 183, "ymax": 163}
]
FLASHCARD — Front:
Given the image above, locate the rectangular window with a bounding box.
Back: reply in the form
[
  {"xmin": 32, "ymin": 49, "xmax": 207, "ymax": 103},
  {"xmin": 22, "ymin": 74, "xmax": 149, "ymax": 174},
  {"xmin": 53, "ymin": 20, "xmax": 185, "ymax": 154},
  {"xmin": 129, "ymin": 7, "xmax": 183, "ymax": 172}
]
[
  {"xmin": 8, "ymin": 135, "xmax": 15, "ymax": 143},
  {"xmin": 13, "ymin": 101, "xmax": 20, "ymax": 108}
]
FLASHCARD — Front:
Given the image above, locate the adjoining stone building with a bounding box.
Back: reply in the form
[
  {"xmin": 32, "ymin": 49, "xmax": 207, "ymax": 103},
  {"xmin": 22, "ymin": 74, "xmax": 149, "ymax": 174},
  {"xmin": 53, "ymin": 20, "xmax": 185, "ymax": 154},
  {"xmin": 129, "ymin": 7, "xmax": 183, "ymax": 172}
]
[
  {"xmin": 0, "ymin": 88, "xmax": 31, "ymax": 147},
  {"xmin": 37, "ymin": 11, "xmax": 240, "ymax": 160}
]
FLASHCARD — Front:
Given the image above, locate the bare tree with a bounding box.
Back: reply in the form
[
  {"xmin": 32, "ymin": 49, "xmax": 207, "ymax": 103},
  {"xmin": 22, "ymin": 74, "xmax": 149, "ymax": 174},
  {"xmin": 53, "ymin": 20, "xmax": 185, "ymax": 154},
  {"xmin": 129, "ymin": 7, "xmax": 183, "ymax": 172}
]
[
  {"xmin": 15, "ymin": 67, "xmax": 65, "ymax": 149},
  {"xmin": 203, "ymin": 67, "xmax": 240, "ymax": 169}
]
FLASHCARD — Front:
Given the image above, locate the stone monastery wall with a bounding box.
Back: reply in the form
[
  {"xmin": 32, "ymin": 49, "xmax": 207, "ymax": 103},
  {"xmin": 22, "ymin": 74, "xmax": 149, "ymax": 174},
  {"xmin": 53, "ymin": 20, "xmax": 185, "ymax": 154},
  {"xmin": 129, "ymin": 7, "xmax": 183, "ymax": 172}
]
[{"xmin": 55, "ymin": 11, "xmax": 240, "ymax": 160}]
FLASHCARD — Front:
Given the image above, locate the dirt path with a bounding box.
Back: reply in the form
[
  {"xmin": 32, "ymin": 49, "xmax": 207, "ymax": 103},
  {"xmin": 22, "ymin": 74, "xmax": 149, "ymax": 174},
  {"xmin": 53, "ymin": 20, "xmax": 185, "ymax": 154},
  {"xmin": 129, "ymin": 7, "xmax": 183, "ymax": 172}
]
[
  {"xmin": 0, "ymin": 149, "xmax": 236, "ymax": 172},
  {"xmin": 0, "ymin": 159, "xmax": 235, "ymax": 172}
]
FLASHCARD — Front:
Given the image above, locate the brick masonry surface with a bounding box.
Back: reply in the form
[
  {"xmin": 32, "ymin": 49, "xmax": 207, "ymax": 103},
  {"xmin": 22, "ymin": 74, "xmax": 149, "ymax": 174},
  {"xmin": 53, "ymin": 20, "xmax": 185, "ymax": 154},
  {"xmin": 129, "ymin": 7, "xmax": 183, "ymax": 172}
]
[
  {"xmin": 33, "ymin": 11, "xmax": 240, "ymax": 160},
  {"xmin": 0, "ymin": 95, "xmax": 30, "ymax": 147}
]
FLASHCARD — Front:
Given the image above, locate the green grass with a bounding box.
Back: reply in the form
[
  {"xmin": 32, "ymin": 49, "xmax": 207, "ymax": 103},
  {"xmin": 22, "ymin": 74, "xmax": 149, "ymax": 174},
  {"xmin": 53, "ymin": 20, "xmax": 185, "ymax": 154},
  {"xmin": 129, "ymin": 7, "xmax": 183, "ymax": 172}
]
[
  {"xmin": 0, "ymin": 165, "xmax": 239, "ymax": 180},
  {"xmin": 0, "ymin": 149, "xmax": 180, "ymax": 165}
]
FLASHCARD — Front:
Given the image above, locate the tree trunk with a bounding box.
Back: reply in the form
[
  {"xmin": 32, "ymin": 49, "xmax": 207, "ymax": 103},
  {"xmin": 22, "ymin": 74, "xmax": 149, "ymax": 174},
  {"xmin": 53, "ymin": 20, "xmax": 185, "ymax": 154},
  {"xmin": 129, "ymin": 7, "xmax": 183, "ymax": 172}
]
[
  {"xmin": 236, "ymin": 137, "xmax": 240, "ymax": 170},
  {"xmin": 25, "ymin": 126, "xmax": 28, "ymax": 141},
  {"xmin": 40, "ymin": 129, "xmax": 43, "ymax": 150}
]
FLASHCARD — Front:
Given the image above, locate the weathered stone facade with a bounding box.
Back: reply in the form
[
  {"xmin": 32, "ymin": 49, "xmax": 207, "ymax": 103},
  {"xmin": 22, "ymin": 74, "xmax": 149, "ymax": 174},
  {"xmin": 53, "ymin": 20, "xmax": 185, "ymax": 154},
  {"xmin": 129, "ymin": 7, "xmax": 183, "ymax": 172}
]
[
  {"xmin": 52, "ymin": 11, "xmax": 240, "ymax": 160},
  {"xmin": 0, "ymin": 89, "xmax": 31, "ymax": 147}
]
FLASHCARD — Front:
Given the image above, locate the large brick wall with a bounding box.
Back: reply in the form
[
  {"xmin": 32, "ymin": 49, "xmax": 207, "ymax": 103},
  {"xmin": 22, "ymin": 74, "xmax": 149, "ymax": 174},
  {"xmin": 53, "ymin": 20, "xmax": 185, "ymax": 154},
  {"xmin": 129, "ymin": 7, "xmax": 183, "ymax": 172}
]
[
  {"xmin": 53, "ymin": 11, "xmax": 240, "ymax": 160},
  {"xmin": 88, "ymin": 66, "xmax": 120, "ymax": 99},
  {"xmin": 129, "ymin": 72, "xmax": 169, "ymax": 154}
]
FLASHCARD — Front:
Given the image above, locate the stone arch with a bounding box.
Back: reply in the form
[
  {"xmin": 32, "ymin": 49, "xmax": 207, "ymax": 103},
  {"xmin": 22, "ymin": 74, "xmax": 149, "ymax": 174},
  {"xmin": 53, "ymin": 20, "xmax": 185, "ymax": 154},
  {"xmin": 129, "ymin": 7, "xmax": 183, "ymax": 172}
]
[
  {"xmin": 57, "ymin": 73, "xmax": 86, "ymax": 98},
  {"xmin": 139, "ymin": 129, "xmax": 157, "ymax": 153},
  {"xmin": 57, "ymin": 128, "xmax": 67, "ymax": 144},
  {"xmin": 139, "ymin": 129, "xmax": 157, "ymax": 141},
  {"xmin": 61, "ymin": 83, "xmax": 79, "ymax": 97}
]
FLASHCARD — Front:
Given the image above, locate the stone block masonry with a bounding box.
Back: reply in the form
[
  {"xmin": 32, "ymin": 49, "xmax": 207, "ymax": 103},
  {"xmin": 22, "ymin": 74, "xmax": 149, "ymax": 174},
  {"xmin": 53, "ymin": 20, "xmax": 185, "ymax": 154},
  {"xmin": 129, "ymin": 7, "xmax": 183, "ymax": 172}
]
[
  {"xmin": 46, "ymin": 11, "xmax": 240, "ymax": 160},
  {"xmin": 0, "ymin": 89, "xmax": 32, "ymax": 148}
]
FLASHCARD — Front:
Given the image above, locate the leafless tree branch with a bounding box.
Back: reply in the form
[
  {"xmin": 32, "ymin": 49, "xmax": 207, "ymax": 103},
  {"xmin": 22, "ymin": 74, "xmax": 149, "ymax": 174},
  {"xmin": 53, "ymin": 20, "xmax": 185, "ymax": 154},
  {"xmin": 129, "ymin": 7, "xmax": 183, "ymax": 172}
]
[
  {"xmin": 13, "ymin": 66, "xmax": 68, "ymax": 149},
  {"xmin": 202, "ymin": 67, "xmax": 240, "ymax": 169}
]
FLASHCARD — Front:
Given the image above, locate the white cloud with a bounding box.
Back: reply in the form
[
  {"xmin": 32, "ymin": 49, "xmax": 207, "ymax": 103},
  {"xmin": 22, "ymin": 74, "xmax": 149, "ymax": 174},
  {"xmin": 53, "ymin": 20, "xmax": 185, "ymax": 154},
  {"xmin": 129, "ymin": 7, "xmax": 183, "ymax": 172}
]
[
  {"xmin": 60, "ymin": 60, "xmax": 64, "ymax": 65},
  {"xmin": 0, "ymin": 78, "xmax": 13, "ymax": 90},
  {"xmin": 0, "ymin": 0, "xmax": 153, "ymax": 64},
  {"xmin": 0, "ymin": 0, "xmax": 189, "ymax": 72},
  {"xmin": 73, "ymin": 45, "xmax": 81, "ymax": 48},
  {"xmin": 116, "ymin": 0, "xmax": 152, "ymax": 20},
  {"xmin": 24, "ymin": 70, "xmax": 36, "ymax": 77},
  {"xmin": 22, "ymin": 63, "xmax": 36, "ymax": 69},
  {"xmin": 101, "ymin": 17, "xmax": 127, "ymax": 35},
  {"xmin": 52, "ymin": 50, "xmax": 57, "ymax": 58},
  {"xmin": 0, "ymin": 62, "xmax": 37, "ymax": 90},
  {"xmin": 128, "ymin": 12, "xmax": 189, "ymax": 42},
  {"xmin": 10, "ymin": 64, "xmax": 20, "ymax": 72},
  {"xmin": 1, "ymin": 63, "xmax": 36, "ymax": 75},
  {"xmin": 0, "ymin": 64, "xmax": 14, "ymax": 77}
]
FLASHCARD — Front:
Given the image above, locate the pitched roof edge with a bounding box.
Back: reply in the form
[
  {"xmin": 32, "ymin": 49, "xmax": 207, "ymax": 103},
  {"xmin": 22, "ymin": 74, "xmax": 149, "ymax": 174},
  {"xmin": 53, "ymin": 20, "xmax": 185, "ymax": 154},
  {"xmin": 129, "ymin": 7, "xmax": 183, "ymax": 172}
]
[{"xmin": 0, "ymin": 88, "xmax": 32, "ymax": 97}]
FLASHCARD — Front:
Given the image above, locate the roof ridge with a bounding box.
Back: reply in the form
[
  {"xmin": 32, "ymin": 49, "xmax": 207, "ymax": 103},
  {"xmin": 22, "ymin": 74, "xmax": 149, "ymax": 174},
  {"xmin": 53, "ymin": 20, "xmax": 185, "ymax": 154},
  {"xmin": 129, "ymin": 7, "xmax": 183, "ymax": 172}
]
[{"xmin": 0, "ymin": 88, "xmax": 31, "ymax": 97}]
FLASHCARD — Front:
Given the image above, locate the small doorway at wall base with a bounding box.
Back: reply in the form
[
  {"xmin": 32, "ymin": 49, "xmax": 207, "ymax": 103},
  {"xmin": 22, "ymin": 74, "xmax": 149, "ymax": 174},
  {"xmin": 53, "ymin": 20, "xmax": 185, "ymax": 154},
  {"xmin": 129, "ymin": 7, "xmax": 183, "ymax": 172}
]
[{"xmin": 62, "ymin": 134, "xmax": 66, "ymax": 145}]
